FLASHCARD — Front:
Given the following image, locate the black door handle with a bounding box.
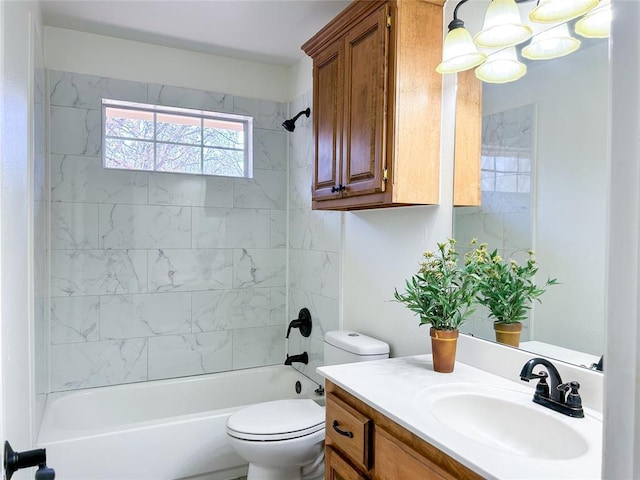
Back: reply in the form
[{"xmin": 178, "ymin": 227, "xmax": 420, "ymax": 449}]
[{"xmin": 4, "ymin": 441, "xmax": 55, "ymax": 480}]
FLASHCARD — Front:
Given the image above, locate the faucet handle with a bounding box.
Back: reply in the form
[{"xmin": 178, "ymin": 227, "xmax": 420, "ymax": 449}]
[
  {"xmin": 557, "ymin": 382, "xmax": 571, "ymax": 403},
  {"xmin": 285, "ymin": 308, "xmax": 312, "ymax": 339},
  {"xmin": 562, "ymin": 381, "xmax": 583, "ymax": 409},
  {"xmin": 533, "ymin": 371, "xmax": 550, "ymax": 398}
]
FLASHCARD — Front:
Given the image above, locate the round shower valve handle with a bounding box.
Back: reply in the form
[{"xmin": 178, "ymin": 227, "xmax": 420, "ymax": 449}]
[{"xmin": 285, "ymin": 308, "xmax": 312, "ymax": 338}]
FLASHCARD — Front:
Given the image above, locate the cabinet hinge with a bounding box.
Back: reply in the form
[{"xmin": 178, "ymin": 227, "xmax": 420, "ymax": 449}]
[
  {"xmin": 387, "ymin": 14, "xmax": 392, "ymax": 29},
  {"xmin": 383, "ymin": 168, "xmax": 388, "ymax": 182}
]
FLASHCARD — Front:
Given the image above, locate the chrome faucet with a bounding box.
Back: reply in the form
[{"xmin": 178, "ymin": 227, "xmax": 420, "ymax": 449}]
[
  {"xmin": 519, "ymin": 357, "xmax": 584, "ymax": 418},
  {"xmin": 284, "ymin": 352, "xmax": 309, "ymax": 366}
]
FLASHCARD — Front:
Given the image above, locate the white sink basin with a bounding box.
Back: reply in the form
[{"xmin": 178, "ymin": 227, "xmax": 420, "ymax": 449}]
[{"xmin": 415, "ymin": 383, "xmax": 590, "ymax": 460}]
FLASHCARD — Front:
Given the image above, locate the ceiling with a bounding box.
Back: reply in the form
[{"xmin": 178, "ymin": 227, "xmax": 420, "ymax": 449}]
[{"xmin": 40, "ymin": 0, "xmax": 352, "ymax": 66}]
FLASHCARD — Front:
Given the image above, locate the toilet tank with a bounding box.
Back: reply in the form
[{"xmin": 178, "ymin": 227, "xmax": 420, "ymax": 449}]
[{"xmin": 324, "ymin": 330, "xmax": 389, "ymax": 366}]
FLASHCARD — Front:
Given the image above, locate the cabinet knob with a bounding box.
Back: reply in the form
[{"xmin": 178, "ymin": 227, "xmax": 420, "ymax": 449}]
[{"xmin": 331, "ymin": 184, "xmax": 346, "ymax": 193}]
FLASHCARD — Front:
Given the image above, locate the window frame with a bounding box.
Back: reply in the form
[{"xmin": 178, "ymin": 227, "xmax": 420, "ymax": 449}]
[{"xmin": 101, "ymin": 98, "xmax": 253, "ymax": 178}]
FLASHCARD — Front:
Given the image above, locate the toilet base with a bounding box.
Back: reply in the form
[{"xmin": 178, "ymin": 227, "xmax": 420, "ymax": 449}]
[
  {"xmin": 245, "ymin": 450, "xmax": 324, "ymax": 480},
  {"xmin": 246, "ymin": 464, "xmax": 299, "ymax": 480}
]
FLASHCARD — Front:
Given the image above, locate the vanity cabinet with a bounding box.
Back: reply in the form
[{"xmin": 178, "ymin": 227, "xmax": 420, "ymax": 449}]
[
  {"xmin": 325, "ymin": 380, "xmax": 483, "ymax": 480},
  {"xmin": 302, "ymin": 0, "xmax": 445, "ymax": 210}
]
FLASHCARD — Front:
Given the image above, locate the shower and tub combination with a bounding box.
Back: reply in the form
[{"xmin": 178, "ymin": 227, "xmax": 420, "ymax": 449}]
[
  {"xmin": 36, "ymin": 329, "xmax": 390, "ymax": 480},
  {"xmin": 37, "ymin": 310, "xmax": 320, "ymax": 480},
  {"xmin": 37, "ymin": 365, "xmax": 323, "ymax": 480}
]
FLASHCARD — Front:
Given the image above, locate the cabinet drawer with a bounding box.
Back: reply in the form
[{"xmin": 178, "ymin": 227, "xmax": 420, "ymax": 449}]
[
  {"xmin": 326, "ymin": 394, "xmax": 373, "ymax": 471},
  {"xmin": 375, "ymin": 427, "xmax": 457, "ymax": 480},
  {"xmin": 325, "ymin": 446, "xmax": 369, "ymax": 480}
]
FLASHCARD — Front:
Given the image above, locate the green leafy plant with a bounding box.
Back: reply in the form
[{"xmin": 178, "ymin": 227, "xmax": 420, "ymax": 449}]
[
  {"xmin": 469, "ymin": 242, "xmax": 558, "ymax": 324},
  {"xmin": 393, "ymin": 239, "xmax": 480, "ymax": 331}
]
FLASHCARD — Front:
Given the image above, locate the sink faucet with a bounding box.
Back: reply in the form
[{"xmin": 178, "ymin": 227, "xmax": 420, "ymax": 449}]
[
  {"xmin": 284, "ymin": 352, "xmax": 309, "ymax": 366},
  {"xmin": 520, "ymin": 357, "xmax": 584, "ymax": 418}
]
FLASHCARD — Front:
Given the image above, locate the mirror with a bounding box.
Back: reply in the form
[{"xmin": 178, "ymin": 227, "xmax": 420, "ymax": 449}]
[{"xmin": 453, "ymin": 1, "xmax": 609, "ymax": 369}]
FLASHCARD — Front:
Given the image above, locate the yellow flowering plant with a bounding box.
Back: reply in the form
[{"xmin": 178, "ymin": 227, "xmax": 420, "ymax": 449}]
[
  {"xmin": 393, "ymin": 239, "xmax": 480, "ymax": 331},
  {"xmin": 468, "ymin": 241, "xmax": 558, "ymax": 324}
]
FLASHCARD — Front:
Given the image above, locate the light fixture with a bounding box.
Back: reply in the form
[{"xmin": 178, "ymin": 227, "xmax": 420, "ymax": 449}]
[
  {"xmin": 434, "ymin": 0, "xmax": 609, "ymax": 84},
  {"xmin": 474, "ymin": 0, "xmax": 533, "ymax": 48},
  {"xmin": 436, "ymin": 0, "xmax": 487, "ymax": 74},
  {"xmin": 282, "ymin": 108, "xmax": 310, "ymax": 132},
  {"xmin": 575, "ymin": 0, "xmax": 611, "ymax": 38},
  {"xmin": 521, "ymin": 22, "xmax": 581, "ymax": 60},
  {"xmin": 475, "ymin": 47, "xmax": 527, "ymax": 83},
  {"xmin": 529, "ymin": 0, "xmax": 599, "ymax": 24}
]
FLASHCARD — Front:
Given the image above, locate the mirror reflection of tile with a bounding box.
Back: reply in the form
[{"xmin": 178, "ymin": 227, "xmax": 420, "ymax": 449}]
[{"xmin": 455, "ymin": 104, "xmax": 534, "ymax": 342}]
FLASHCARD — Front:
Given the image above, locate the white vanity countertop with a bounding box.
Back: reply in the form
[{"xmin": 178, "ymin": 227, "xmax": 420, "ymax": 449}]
[{"xmin": 318, "ymin": 356, "xmax": 602, "ymax": 480}]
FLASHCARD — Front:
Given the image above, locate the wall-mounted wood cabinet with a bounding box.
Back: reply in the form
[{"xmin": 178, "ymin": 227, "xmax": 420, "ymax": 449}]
[
  {"xmin": 325, "ymin": 380, "xmax": 484, "ymax": 479},
  {"xmin": 302, "ymin": 0, "xmax": 445, "ymax": 210}
]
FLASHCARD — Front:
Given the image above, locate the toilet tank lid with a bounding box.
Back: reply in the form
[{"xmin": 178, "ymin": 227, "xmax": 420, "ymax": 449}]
[{"xmin": 324, "ymin": 330, "xmax": 389, "ymax": 355}]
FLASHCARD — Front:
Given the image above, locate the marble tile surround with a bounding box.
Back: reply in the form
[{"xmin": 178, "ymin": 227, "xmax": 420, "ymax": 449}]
[
  {"xmin": 49, "ymin": 71, "xmax": 289, "ymax": 391},
  {"xmin": 287, "ymin": 91, "xmax": 342, "ymax": 386}
]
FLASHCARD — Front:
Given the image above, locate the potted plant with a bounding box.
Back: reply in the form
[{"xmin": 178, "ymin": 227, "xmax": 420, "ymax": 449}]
[
  {"xmin": 394, "ymin": 239, "xmax": 479, "ymax": 373},
  {"xmin": 470, "ymin": 242, "xmax": 557, "ymax": 347}
]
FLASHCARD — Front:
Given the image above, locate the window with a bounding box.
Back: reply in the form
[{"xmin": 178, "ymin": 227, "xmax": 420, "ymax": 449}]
[{"xmin": 102, "ymin": 99, "xmax": 253, "ymax": 178}]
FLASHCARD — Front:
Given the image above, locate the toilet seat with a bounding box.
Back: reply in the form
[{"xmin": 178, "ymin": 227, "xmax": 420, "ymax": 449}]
[{"xmin": 226, "ymin": 399, "xmax": 325, "ymax": 442}]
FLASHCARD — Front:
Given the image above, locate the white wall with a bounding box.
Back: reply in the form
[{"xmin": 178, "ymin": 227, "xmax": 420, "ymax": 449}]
[
  {"xmin": 288, "ymin": 56, "xmax": 313, "ymax": 102},
  {"xmin": 604, "ymin": 0, "xmax": 640, "ymax": 476},
  {"xmin": 44, "ymin": 26, "xmax": 291, "ymax": 102},
  {"xmin": 1, "ymin": 0, "xmax": 43, "ymax": 456},
  {"xmin": 341, "ymin": 71, "xmax": 458, "ymax": 357}
]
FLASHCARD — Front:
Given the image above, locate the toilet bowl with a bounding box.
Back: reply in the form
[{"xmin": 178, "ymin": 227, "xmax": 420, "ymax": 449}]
[
  {"xmin": 226, "ymin": 399, "xmax": 325, "ymax": 480},
  {"xmin": 225, "ymin": 330, "xmax": 389, "ymax": 480}
]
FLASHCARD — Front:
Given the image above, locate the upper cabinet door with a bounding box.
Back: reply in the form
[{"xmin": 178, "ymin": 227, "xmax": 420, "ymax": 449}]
[
  {"xmin": 302, "ymin": 0, "xmax": 454, "ymax": 211},
  {"xmin": 341, "ymin": 5, "xmax": 390, "ymax": 197},
  {"xmin": 313, "ymin": 40, "xmax": 344, "ymax": 201}
]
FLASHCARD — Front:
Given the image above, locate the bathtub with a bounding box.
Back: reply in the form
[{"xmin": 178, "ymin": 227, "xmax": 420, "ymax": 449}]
[{"xmin": 37, "ymin": 366, "xmax": 324, "ymax": 480}]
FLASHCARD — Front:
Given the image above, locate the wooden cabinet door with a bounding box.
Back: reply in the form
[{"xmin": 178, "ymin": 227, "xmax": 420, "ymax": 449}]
[
  {"xmin": 312, "ymin": 39, "xmax": 343, "ymax": 201},
  {"xmin": 341, "ymin": 4, "xmax": 390, "ymax": 197},
  {"xmin": 325, "ymin": 446, "xmax": 369, "ymax": 480},
  {"xmin": 375, "ymin": 427, "xmax": 458, "ymax": 480}
]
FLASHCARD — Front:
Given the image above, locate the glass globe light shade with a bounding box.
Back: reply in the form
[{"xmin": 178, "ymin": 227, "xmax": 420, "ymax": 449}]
[
  {"xmin": 529, "ymin": 0, "xmax": 599, "ymax": 24},
  {"xmin": 436, "ymin": 27, "xmax": 487, "ymax": 74},
  {"xmin": 474, "ymin": 0, "xmax": 533, "ymax": 48},
  {"xmin": 575, "ymin": 0, "xmax": 611, "ymax": 38},
  {"xmin": 521, "ymin": 23, "xmax": 581, "ymax": 60},
  {"xmin": 475, "ymin": 47, "xmax": 527, "ymax": 84}
]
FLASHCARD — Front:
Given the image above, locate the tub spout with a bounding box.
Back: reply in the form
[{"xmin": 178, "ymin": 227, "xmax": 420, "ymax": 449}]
[{"xmin": 284, "ymin": 352, "xmax": 309, "ymax": 365}]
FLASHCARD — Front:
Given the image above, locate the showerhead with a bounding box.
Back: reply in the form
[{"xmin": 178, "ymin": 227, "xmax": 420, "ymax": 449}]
[{"xmin": 282, "ymin": 107, "xmax": 311, "ymax": 132}]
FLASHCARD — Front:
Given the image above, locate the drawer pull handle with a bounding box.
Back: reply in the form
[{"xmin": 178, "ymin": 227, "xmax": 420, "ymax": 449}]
[{"xmin": 332, "ymin": 420, "xmax": 354, "ymax": 438}]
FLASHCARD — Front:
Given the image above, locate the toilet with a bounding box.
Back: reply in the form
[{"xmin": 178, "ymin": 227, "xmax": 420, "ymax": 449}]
[{"xmin": 225, "ymin": 330, "xmax": 389, "ymax": 480}]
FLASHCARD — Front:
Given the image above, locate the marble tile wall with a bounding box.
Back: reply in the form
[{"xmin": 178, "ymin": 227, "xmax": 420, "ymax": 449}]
[
  {"xmin": 49, "ymin": 71, "xmax": 287, "ymax": 391},
  {"xmin": 287, "ymin": 92, "xmax": 342, "ymax": 386}
]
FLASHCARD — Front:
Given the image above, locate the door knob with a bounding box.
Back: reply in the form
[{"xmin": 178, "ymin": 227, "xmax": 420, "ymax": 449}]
[{"xmin": 4, "ymin": 441, "xmax": 55, "ymax": 480}]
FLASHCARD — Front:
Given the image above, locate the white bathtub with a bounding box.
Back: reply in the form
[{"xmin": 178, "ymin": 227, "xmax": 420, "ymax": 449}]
[{"xmin": 37, "ymin": 366, "xmax": 324, "ymax": 480}]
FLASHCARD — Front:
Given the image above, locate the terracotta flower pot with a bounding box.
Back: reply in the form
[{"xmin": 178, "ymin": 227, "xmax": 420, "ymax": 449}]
[
  {"xmin": 493, "ymin": 321, "xmax": 523, "ymax": 347},
  {"xmin": 430, "ymin": 328, "xmax": 459, "ymax": 373}
]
